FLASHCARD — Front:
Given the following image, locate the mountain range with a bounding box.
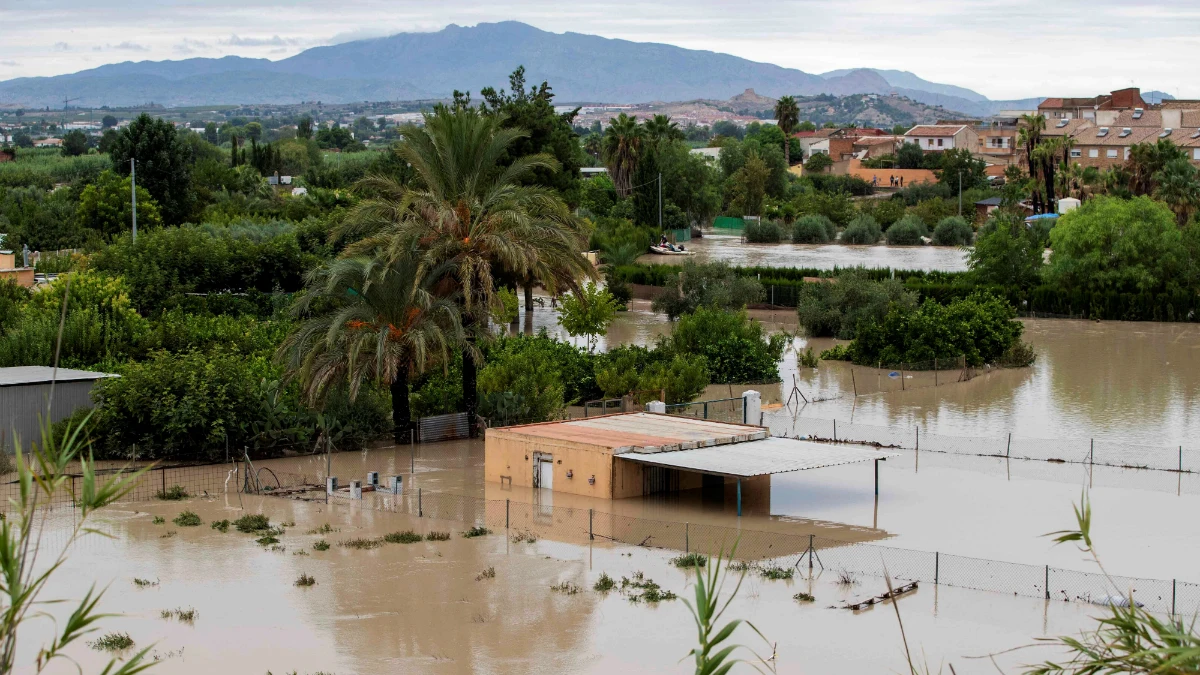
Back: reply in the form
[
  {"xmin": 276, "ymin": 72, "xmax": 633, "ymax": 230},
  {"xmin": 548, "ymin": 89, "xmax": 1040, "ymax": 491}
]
[{"xmin": 0, "ymin": 22, "xmax": 1059, "ymax": 116}]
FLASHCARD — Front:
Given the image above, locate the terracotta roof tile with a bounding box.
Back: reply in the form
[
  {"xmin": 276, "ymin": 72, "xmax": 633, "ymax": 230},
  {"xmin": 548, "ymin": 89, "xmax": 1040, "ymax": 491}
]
[{"xmin": 904, "ymin": 125, "xmax": 966, "ymax": 137}]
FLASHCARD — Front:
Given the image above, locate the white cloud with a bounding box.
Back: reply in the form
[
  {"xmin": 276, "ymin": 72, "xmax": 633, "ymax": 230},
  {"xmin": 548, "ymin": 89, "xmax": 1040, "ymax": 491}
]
[
  {"xmin": 173, "ymin": 38, "xmax": 212, "ymax": 54},
  {"xmin": 220, "ymin": 34, "xmax": 305, "ymax": 47}
]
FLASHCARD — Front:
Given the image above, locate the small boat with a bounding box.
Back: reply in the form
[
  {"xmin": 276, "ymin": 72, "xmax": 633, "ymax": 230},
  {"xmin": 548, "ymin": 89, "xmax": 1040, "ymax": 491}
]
[{"xmin": 649, "ymin": 245, "xmax": 692, "ymax": 255}]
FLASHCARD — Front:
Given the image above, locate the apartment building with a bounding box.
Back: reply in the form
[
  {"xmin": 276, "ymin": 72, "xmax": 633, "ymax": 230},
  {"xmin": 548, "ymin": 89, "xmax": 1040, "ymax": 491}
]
[
  {"xmin": 1037, "ymin": 87, "xmax": 1147, "ymax": 122},
  {"xmin": 903, "ymin": 124, "xmax": 979, "ymax": 152}
]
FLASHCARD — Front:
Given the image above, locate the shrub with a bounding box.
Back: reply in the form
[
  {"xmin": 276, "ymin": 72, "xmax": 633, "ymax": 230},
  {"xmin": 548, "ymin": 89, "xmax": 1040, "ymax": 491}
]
[
  {"xmin": 211, "ymin": 519, "xmax": 230, "ymax": 532},
  {"xmin": 312, "ymin": 539, "xmax": 330, "ymax": 551},
  {"xmin": 885, "ymin": 215, "xmax": 928, "ymax": 245},
  {"xmin": 793, "ymin": 592, "xmax": 816, "ymax": 602},
  {"xmin": 462, "ymin": 525, "xmax": 491, "ymax": 538},
  {"xmin": 383, "ymin": 530, "xmax": 422, "ymax": 544},
  {"xmin": 294, "ymin": 573, "xmax": 317, "ymax": 587},
  {"xmin": 156, "ymin": 486, "xmax": 188, "ymax": 501},
  {"xmin": 743, "ymin": 219, "xmax": 783, "ymax": 243},
  {"xmin": 651, "ymin": 261, "xmax": 764, "ymax": 320},
  {"xmin": 841, "ymin": 215, "xmax": 883, "ymax": 245},
  {"xmin": 594, "ymin": 572, "xmax": 616, "ymax": 592},
  {"xmin": 172, "ymin": 510, "xmax": 202, "ymax": 527},
  {"xmin": 233, "ymin": 514, "xmax": 270, "ymax": 533},
  {"xmin": 669, "ymin": 553, "xmax": 707, "ymax": 568},
  {"xmin": 339, "ymin": 537, "xmax": 384, "ymax": 550},
  {"xmin": 796, "ymin": 271, "xmax": 919, "ymax": 339},
  {"xmin": 849, "ymin": 294, "xmax": 1026, "ymax": 366},
  {"xmin": 759, "ymin": 565, "xmax": 794, "ymax": 580},
  {"xmin": 88, "ymin": 632, "xmax": 134, "ymax": 652},
  {"xmin": 425, "ymin": 531, "xmax": 451, "ymax": 541},
  {"xmin": 663, "ymin": 307, "xmax": 786, "ymax": 384},
  {"xmin": 931, "ymin": 216, "xmax": 974, "ymax": 246},
  {"xmin": 792, "ymin": 215, "xmax": 836, "ymax": 244}
]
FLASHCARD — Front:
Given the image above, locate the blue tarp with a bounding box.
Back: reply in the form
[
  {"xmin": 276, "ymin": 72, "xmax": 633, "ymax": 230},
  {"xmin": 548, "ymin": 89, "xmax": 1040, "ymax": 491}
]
[{"xmin": 1025, "ymin": 213, "xmax": 1059, "ymax": 222}]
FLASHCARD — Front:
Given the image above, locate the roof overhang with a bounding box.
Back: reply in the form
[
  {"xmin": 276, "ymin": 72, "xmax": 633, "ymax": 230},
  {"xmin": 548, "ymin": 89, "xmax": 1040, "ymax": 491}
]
[{"xmin": 617, "ymin": 437, "xmax": 898, "ymax": 478}]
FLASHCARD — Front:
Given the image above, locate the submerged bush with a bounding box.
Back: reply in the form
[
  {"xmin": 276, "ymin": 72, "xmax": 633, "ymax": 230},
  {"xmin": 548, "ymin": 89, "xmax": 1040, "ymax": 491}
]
[
  {"xmin": 172, "ymin": 510, "xmax": 202, "ymax": 527},
  {"xmin": 792, "ymin": 215, "xmax": 836, "ymax": 244},
  {"xmin": 931, "ymin": 216, "xmax": 974, "ymax": 246},
  {"xmin": 233, "ymin": 514, "xmax": 271, "ymax": 533},
  {"xmin": 841, "ymin": 214, "xmax": 883, "ymax": 245},
  {"xmin": 885, "ymin": 214, "xmax": 928, "ymax": 245},
  {"xmin": 743, "ymin": 219, "xmax": 783, "ymax": 243},
  {"xmin": 383, "ymin": 530, "xmax": 422, "ymax": 544}
]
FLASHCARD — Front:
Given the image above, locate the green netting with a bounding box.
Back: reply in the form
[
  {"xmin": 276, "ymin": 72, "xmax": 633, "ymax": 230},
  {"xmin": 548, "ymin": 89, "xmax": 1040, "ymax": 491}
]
[{"xmin": 712, "ymin": 216, "xmax": 744, "ymax": 230}]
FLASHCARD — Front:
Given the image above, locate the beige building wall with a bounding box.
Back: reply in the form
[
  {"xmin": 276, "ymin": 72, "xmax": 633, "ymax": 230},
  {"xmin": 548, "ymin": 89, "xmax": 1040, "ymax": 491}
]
[{"xmin": 485, "ymin": 429, "xmax": 617, "ymax": 499}]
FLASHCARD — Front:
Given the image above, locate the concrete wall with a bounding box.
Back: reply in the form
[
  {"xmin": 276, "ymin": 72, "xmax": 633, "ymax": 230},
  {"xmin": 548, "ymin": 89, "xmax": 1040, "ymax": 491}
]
[
  {"xmin": 484, "ymin": 428, "xmax": 616, "ymax": 499},
  {"xmin": 0, "ymin": 380, "xmax": 96, "ymax": 452}
]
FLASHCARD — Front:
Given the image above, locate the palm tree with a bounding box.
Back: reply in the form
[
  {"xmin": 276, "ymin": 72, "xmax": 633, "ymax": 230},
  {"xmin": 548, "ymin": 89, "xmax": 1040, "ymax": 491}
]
[
  {"xmin": 1017, "ymin": 114, "xmax": 1046, "ymax": 212},
  {"xmin": 337, "ymin": 106, "xmax": 594, "ymax": 428},
  {"xmin": 644, "ymin": 114, "xmax": 684, "ymax": 145},
  {"xmin": 278, "ymin": 247, "xmax": 465, "ymax": 443},
  {"xmin": 1153, "ymin": 157, "xmax": 1200, "ymax": 226},
  {"xmin": 602, "ymin": 113, "xmax": 641, "ymax": 197},
  {"xmin": 1032, "ymin": 137, "xmax": 1062, "ymax": 211},
  {"xmin": 773, "ymin": 95, "xmax": 800, "ymax": 166}
]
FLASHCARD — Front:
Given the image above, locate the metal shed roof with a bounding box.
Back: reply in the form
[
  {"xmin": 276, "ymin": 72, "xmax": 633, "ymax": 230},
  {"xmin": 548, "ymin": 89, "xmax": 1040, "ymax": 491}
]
[
  {"xmin": 0, "ymin": 366, "xmax": 117, "ymax": 387},
  {"xmin": 618, "ymin": 436, "xmax": 897, "ymax": 478},
  {"xmin": 494, "ymin": 413, "xmax": 767, "ymax": 453}
]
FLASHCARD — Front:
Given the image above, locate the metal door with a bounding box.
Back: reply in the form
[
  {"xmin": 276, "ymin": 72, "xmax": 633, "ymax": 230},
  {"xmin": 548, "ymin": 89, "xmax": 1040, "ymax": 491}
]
[{"xmin": 538, "ymin": 460, "xmax": 554, "ymax": 490}]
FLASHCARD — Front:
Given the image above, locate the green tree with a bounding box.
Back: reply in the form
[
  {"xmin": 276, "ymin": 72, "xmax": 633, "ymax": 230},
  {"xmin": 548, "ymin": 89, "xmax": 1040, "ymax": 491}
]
[
  {"xmin": 643, "ymin": 114, "xmax": 684, "ymax": 146},
  {"xmin": 244, "ymin": 121, "xmax": 263, "ymax": 142},
  {"xmin": 480, "ymin": 67, "xmax": 584, "ymax": 199},
  {"xmin": 850, "ymin": 294, "xmax": 1026, "ymax": 366},
  {"xmin": 631, "ymin": 145, "xmax": 661, "ymax": 227},
  {"xmin": 61, "ymin": 129, "xmax": 88, "ymax": 157},
  {"xmin": 279, "ymin": 248, "xmax": 464, "ymax": 443},
  {"xmin": 336, "ymin": 106, "xmax": 594, "ymax": 425},
  {"xmin": 77, "ymin": 170, "xmax": 162, "ymax": 237},
  {"xmin": 664, "ymin": 307, "xmax": 785, "ymax": 384},
  {"xmin": 101, "ymin": 114, "xmax": 118, "ymax": 129},
  {"xmin": 967, "ymin": 213, "xmax": 1044, "ymax": 288},
  {"xmin": 203, "ymin": 122, "xmax": 218, "ymax": 145},
  {"xmin": 938, "ymin": 147, "xmax": 988, "ymax": 194},
  {"xmin": 651, "ymin": 261, "xmax": 764, "ymax": 320},
  {"xmin": 602, "ymin": 113, "xmax": 641, "ymax": 197},
  {"xmin": 557, "ymin": 282, "xmax": 618, "ymax": 351},
  {"xmin": 1045, "ymin": 195, "xmax": 1193, "ymax": 294},
  {"xmin": 296, "ymin": 116, "xmax": 313, "ymax": 140},
  {"xmin": 728, "ymin": 150, "xmax": 770, "ymax": 217},
  {"xmin": 108, "ymin": 113, "xmax": 194, "ymax": 223},
  {"xmin": 796, "ymin": 270, "xmax": 917, "ymax": 339},
  {"xmin": 773, "ymin": 95, "xmax": 800, "ymax": 166},
  {"xmin": 804, "ymin": 152, "xmax": 832, "ymax": 174},
  {"xmin": 895, "ymin": 141, "xmax": 923, "ymax": 170}
]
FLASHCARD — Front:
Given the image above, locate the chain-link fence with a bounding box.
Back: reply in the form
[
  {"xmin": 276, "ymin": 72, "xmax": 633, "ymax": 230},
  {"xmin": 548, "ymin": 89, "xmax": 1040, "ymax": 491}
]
[
  {"xmin": 765, "ymin": 413, "xmax": 1200, "ymax": 474},
  {"xmin": 335, "ymin": 486, "xmax": 1200, "ymax": 617}
]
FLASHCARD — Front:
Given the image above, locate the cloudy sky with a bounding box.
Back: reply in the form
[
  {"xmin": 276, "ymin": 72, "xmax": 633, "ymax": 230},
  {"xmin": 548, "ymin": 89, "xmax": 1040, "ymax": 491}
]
[{"xmin": 3, "ymin": 0, "xmax": 1199, "ymax": 100}]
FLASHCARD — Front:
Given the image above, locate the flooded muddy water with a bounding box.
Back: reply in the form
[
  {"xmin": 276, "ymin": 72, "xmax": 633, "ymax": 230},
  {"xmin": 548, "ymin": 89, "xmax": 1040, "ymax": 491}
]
[
  {"xmin": 34, "ymin": 497, "xmax": 1093, "ymax": 674},
  {"xmin": 636, "ymin": 233, "xmax": 970, "ymax": 271}
]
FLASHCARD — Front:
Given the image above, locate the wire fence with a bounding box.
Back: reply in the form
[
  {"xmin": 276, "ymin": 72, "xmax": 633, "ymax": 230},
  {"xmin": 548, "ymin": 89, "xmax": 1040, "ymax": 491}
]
[
  {"xmin": 765, "ymin": 413, "xmax": 1200, "ymax": 474},
  {"xmin": 824, "ymin": 357, "xmax": 982, "ymax": 397},
  {"xmin": 328, "ymin": 486, "xmax": 1200, "ymax": 617},
  {"xmin": 664, "ymin": 397, "xmax": 748, "ymax": 425}
]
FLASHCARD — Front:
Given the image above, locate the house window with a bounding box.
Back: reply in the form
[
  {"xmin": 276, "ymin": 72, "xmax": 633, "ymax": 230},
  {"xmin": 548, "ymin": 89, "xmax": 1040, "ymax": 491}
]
[
  {"xmin": 1107, "ymin": 149, "xmax": 1118, "ymax": 159},
  {"xmin": 1088, "ymin": 149, "xmax": 1098, "ymax": 158},
  {"xmin": 927, "ymin": 139, "xmax": 934, "ymax": 147},
  {"xmin": 937, "ymin": 138, "xmax": 943, "ymax": 147},
  {"xmin": 1070, "ymin": 149, "xmax": 1081, "ymax": 158}
]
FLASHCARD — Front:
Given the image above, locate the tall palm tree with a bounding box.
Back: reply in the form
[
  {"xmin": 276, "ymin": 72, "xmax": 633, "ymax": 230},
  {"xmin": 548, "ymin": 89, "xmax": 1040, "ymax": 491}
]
[
  {"xmin": 773, "ymin": 95, "xmax": 800, "ymax": 166},
  {"xmin": 602, "ymin": 113, "xmax": 641, "ymax": 197},
  {"xmin": 1017, "ymin": 114, "xmax": 1046, "ymax": 212},
  {"xmin": 278, "ymin": 247, "xmax": 465, "ymax": 443},
  {"xmin": 337, "ymin": 106, "xmax": 594, "ymax": 427},
  {"xmin": 1153, "ymin": 157, "xmax": 1200, "ymax": 226},
  {"xmin": 644, "ymin": 114, "xmax": 684, "ymax": 145},
  {"xmin": 1032, "ymin": 136, "xmax": 1062, "ymax": 210}
]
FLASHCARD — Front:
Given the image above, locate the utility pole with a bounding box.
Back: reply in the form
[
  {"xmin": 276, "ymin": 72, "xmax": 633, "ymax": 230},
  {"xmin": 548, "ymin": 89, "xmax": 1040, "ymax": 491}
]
[
  {"xmin": 130, "ymin": 158, "xmax": 137, "ymax": 243},
  {"xmin": 958, "ymin": 169, "xmax": 963, "ymax": 216},
  {"xmin": 657, "ymin": 172, "xmax": 663, "ymax": 231}
]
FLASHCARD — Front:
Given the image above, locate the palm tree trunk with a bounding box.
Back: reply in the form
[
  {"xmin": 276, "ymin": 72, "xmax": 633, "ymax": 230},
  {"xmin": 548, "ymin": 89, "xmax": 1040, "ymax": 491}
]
[
  {"xmin": 523, "ymin": 283, "xmax": 534, "ymax": 335},
  {"xmin": 391, "ymin": 367, "xmax": 412, "ymax": 444},
  {"xmin": 461, "ymin": 313, "xmax": 479, "ymax": 436}
]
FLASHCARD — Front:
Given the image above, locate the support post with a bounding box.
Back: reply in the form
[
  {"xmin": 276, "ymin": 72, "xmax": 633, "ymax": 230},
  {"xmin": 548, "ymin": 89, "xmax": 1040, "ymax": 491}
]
[
  {"xmin": 833, "ymin": 419, "xmax": 837, "ymax": 442},
  {"xmin": 935, "ymin": 552, "xmax": 939, "ymax": 585},
  {"xmin": 589, "ymin": 508, "xmax": 594, "ymax": 540},
  {"xmin": 703, "ymin": 402, "xmax": 708, "ymax": 420},
  {"xmin": 1045, "ymin": 565, "xmax": 1050, "ymax": 600},
  {"xmin": 934, "ymin": 362, "xmax": 938, "ymax": 387},
  {"xmin": 1180, "ymin": 446, "xmax": 1183, "ymax": 472},
  {"xmin": 685, "ymin": 523, "xmax": 689, "ymax": 553},
  {"xmin": 874, "ymin": 459, "xmax": 879, "ymax": 496},
  {"xmin": 808, "ymin": 534, "xmax": 814, "ymax": 571},
  {"xmin": 901, "ymin": 366, "xmax": 905, "ymax": 391},
  {"xmin": 505, "ymin": 499, "xmax": 510, "ymax": 530},
  {"xmin": 1173, "ymin": 579, "xmax": 1177, "ymax": 615},
  {"xmin": 916, "ymin": 427, "xmax": 919, "ymax": 452},
  {"xmin": 851, "ymin": 370, "xmax": 857, "ymax": 397},
  {"xmin": 736, "ymin": 479, "xmax": 742, "ymax": 517},
  {"xmin": 1007, "ymin": 433, "xmax": 1012, "ymax": 458},
  {"xmin": 161, "ymin": 467, "xmax": 166, "ymax": 495},
  {"xmin": 418, "ymin": 487, "xmax": 422, "ymax": 517},
  {"xmin": 1090, "ymin": 438, "xmax": 1094, "ymax": 464}
]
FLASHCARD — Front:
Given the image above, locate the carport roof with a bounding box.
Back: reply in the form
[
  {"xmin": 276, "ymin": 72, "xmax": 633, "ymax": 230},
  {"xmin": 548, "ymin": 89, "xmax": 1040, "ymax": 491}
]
[
  {"xmin": 618, "ymin": 436, "xmax": 897, "ymax": 478},
  {"xmin": 0, "ymin": 366, "xmax": 117, "ymax": 387}
]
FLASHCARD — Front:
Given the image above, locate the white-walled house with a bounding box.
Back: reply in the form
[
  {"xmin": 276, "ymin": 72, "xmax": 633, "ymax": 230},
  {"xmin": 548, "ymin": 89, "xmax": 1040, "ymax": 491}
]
[{"xmin": 903, "ymin": 124, "xmax": 978, "ymax": 152}]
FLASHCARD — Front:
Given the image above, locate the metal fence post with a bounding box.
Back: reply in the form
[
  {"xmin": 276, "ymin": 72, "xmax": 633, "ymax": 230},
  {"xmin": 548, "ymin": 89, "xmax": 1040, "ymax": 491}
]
[
  {"xmin": 703, "ymin": 402, "xmax": 708, "ymax": 420},
  {"xmin": 1173, "ymin": 579, "xmax": 1177, "ymax": 615},
  {"xmin": 833, "ymin": 420, "xmax": 837, "ymax": 442},
  {"xmin": 1045, "ymin": 565, "xmax": 1050, "ymax": 600},
  {"xmin": 1006, "ymin": 433, "xmax": 1012, "ymax": 458},
  {"xmin": 685, "ymin": 523, "xmax": 689, "ymax": 553},
  {"xmin": 506, "ymin": 499, "xmax": 510, "ymax": 530},
  {"xmin": 808, "ymin": 534, "xmax": 814, "ymax": 570},
  {"xmin": 915, "ymin": 427, "xmax": 919, "ymax": 452},
  {"xmin": 1180, "ymin": 446, "xmax": 1184, "ymax": 472},
  {"xmin": 161, "ymin": 467, "xmax": 166, "ymax": 495},
  {"xmin": 1089, "ymin": 438, "xmax": 1094, "ymax": 464},
  {"xmin": 934, "ymin": 552, "xmax": 939, "ymax": 585},
  {"xmin": 589, "ymin": 508, "xmax": 594, "ymax": 540},
  {"xmin": 418, "ymin": 488, "xmax": 422, "ymax": 517}
]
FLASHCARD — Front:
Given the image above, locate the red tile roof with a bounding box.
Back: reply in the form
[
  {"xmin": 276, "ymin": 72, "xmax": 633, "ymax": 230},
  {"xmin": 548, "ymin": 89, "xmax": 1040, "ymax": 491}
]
[
  {"xmin": 904, "ymin": 125, "xmax": 966, "ymax": 137},
  {"xmin": 1038, "ymin": 98, "xmax": 1065, "ymax": 110}
]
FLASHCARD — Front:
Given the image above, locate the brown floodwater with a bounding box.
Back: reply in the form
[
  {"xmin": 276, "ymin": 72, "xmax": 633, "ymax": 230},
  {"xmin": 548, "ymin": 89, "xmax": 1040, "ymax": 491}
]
[
  {"xmin": 636, "ymin": 232, "xmax": 970, "ymax": 271},
  {"xmin": 31, "ymin": 497, "xmax": 1095, "ymax": 674}
]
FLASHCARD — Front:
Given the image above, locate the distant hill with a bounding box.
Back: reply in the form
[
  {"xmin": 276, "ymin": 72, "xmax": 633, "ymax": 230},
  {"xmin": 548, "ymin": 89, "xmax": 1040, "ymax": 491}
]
[{"xmin": 0, "ymin": 21, "xmax": 1045, "ymax": 114}]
